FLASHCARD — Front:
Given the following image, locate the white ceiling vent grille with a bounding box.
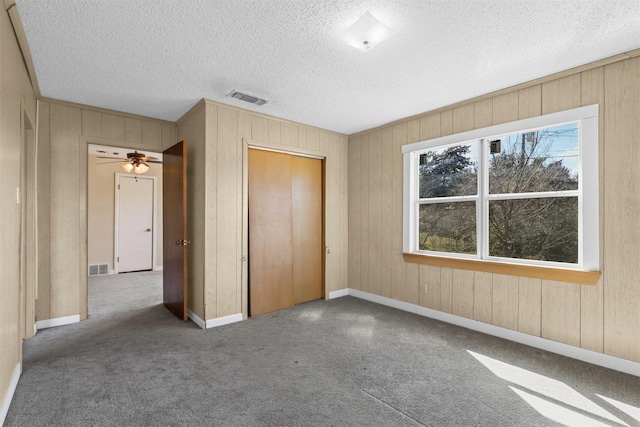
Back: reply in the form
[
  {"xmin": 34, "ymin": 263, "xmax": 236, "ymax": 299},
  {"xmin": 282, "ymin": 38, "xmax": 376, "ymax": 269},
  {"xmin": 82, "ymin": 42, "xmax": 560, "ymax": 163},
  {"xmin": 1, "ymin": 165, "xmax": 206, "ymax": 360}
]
[{"xmin": 228, "ymin": 90, "xmax": 267, "ymax": 106}]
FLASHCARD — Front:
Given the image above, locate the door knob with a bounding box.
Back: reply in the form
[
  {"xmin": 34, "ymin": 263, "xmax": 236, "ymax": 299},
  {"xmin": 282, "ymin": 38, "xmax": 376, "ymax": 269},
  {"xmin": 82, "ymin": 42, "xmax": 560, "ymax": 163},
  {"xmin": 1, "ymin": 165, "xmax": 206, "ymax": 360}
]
[
  {"xmin": 146, "ymin": 228, "xmax": 152, "ymax": 232},
  {"xmin": 175, "ymin": 240, "xmax": 191, "ymax": 246}
]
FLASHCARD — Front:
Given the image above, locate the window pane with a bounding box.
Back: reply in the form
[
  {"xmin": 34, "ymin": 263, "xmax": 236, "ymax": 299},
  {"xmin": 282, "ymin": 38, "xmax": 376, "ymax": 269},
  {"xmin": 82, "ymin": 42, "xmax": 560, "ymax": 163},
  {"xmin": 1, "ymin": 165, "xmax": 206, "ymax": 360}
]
[
  {"xmin": 488, "ymin": 123, "xmax": 579, "ymax": 194},
  {"xmin": 419, "ymin": 202, "xmax": 476, "ymax": 254},
  {"xmin": 419, "ymin": 143, "xmax": 478, "ymax": 198},
  {"xmin": 489, "ymin": 197, "xmax": 578, "ymax": 263}
]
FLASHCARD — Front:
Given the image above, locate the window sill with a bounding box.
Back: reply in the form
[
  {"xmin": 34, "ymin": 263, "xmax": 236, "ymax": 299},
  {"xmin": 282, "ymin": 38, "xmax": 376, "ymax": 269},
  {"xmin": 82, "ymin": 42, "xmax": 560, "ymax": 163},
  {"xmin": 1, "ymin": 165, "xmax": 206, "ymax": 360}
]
[{"xmin": 402, "ymin": 253, "xmax": 600, "ymax": 285}]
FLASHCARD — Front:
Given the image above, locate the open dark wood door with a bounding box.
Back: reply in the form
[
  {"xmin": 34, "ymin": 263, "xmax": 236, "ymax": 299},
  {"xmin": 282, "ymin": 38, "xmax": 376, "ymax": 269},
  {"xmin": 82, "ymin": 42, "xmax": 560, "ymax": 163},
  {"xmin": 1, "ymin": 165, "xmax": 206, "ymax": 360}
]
[{"xmin": 163, "ymin": 140, "xmax": 188, "ymax": 320}]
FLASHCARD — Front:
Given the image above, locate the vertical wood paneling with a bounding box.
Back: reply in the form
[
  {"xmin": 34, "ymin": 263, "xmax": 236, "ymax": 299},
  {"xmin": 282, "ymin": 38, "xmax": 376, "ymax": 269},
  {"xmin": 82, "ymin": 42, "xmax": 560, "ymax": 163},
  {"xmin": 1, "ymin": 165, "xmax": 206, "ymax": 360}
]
[
  {"xmin": 36, "ymin": 101, "xmax": 51, "ymax": 321},
  {"xmin": 492, "ymin": 274, "xmax": 518, "ymax": 329},
  {"xmin": 492, "ymin": 92, "xmax": 519, "ymax": 125},
  {"xmin": 359, "ymin": 134, "xmax": 370, "ymax": 293},
  {"xmin": 306, "ymin": 128, "xmax": 319, "ymax": 151},
  {"xmin": 379, "ymin": 127, "xmax": 393, "ymax": 299},
  {"xmin": 451, "ymin": 269, "xmax": 474, "ymax": 318},
  {"xmin": 217, "ymin": 107, "xmax": 238, "ymax": 317},
  {"xmin": 580, "ymin": 67, "xmax": 605, "ymax": 352},
  {"xmin": 81, "ymin": 110, "xmax": 101, "ymax": 137},
  {"xmin": 348, "ymin": 135, "xmax": 362, "ymax": 291},
  {"xmin": 440, "ymin": 110, "xmax": 453, "ymax": 136},
  {"xmin": 268, "ymin": 119, "xmax": 281, "ymax": 145},
  {"xmin": 367, "ymin": 130, "xmax": 382, "ymax": 296},
  {"xmin": 319, "ymin": 131, "xmax": 330, "ymax": 154},
  {"xmin": 603, "ymin": 58, "xmax": 640, "ymax": 361},
  {"xmin": 541, "ymin": 74, "xmax": 581, "ymax": 114},
  {"xmin": 297, "ymin": 126, "xmax": 307, "ymax": 149},
  {"xmin": 518, "ymin": 85, "xmax": 542, "ymax": 119},
  {"xmin": 518, "ymin": 277, "xmax": 541, "ymax": 336},
  {"xmin": 420, "ymin": 265, "xmax": 441, "ymax": 310},
  {"xmin": 162, "ymin": 123, "xmax": 175, "ymax": 149},
  {"xmin": 251, "ymin": 115, "xmax": 269, "ymax": 141},
  {"xmin": 452, "ymin": 104, "xmax": 475, "ymax": 133},
  {"xmin": 101, "ymin": 113, "xmax": 124, "ymax": 140},
  {"xmin": 141, "ymin": 120, "xmax": 162, "ymax": 147},
  {"xmin": 391, "ymin": 123, "xmax": 406, "ymax": 301},
  {"xmin": 124, "ymin": 117, "xmax": 141, "ymax": 144},
  {"xmin": 419, "ymin": 114, "xmax": 441, "ymax": 140},
  {"xmin": 439, "ymin": 267, "xmax": 453, "ymax": 313},
  {"xmin": 473, "ymin": 272, "xmax": 492, "ymax": 323},
  {"xmin": 541, "ymin": 280, "xmax": 581, "ymax": 346},
  {"xmin": 391, "ymin": 124, "xmax": 408, "ymax": 301},
  {"xmin": 281, "ymin": 122, "xmax": 297, "ymax": 147},
  {"xmin": 474, "ymin": 99, "xmax": 493, "ymax": 128},
  {"xmin": 49, "ymin": 103, "xmax": 82, "ymax": 317},
  {"xmin": 203, "ymin": 104, "xmax": 217, "ymax": 319}
]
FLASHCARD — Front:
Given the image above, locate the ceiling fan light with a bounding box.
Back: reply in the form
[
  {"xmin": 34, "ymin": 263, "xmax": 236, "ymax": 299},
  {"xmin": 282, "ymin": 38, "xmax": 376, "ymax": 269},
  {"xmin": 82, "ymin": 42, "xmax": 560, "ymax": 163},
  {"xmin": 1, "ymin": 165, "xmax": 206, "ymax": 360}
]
[
  {"xmin": 134, "ymin": 162, "xmax": 150, "ymax": 174},
  {"xmin": 122, "ymin": 162, "xmax": 134, "ymax": 173}
]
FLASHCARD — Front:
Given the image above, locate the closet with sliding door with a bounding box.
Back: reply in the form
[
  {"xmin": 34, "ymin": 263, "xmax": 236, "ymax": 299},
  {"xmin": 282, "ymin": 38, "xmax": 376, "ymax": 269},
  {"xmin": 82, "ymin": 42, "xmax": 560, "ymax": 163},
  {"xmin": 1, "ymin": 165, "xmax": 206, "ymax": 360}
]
[{"xmin": 248, "ymin": 148, "xmax": 324, "ymax": 316}]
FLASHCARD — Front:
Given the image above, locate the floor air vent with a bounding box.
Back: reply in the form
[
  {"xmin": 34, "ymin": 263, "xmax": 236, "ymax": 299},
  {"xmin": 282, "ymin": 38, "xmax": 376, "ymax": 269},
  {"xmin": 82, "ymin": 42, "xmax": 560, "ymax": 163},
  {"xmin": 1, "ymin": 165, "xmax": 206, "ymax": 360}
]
[
  {"xmin": 89, "ymin": 264, "xmax": 109, "ymax": 276},
  {"xmin": 228, "ymin": 90, "xmax": 267, "ymax": 106}
]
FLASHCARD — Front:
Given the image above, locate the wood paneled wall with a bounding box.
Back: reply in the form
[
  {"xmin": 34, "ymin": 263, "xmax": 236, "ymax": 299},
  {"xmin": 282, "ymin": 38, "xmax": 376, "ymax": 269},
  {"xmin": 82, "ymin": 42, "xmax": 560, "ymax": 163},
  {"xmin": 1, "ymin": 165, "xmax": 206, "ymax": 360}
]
[
  {"xmin": 348, "ymin": 57, "xmax": 640, "ymax": 363},
  {"xmin": 177, "ymin": 100, "xmax": 348, "ymax": 322},
  {"xmin": 37, "ymin": 99, "xmax": 176, "ymax": 322},
  {"xmin": 1, "ymin": 2, "xmax": 37, "ymax": 414}
]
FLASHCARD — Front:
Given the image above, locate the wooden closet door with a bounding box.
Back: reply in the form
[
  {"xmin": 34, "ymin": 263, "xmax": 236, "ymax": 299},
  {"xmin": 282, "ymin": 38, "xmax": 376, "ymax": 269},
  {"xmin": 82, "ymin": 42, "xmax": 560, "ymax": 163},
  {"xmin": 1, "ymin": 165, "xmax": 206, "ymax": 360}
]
[
  {"xmin": 248, "ymin": 149, "xmax": 294, "ymax": 316},
  {"xmin": 292, "ymin": 156, "xmax": 323, "ymax": 304}
]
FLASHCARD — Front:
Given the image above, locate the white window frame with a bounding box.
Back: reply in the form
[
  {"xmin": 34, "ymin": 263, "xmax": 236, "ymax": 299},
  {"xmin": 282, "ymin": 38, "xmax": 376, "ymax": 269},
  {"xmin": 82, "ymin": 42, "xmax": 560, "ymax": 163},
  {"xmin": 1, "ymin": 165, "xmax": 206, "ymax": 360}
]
[{"xmin": 402, "ymin": 104, "xmax": 599, "ymax": 271}]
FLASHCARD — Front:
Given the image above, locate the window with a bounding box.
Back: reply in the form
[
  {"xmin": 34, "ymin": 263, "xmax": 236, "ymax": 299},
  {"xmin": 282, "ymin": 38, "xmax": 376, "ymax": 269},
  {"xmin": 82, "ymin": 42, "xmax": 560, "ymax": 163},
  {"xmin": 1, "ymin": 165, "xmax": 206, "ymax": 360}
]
[{"xmin": 403, "ymin": 105, "xmax": 599, "ymax": 273}]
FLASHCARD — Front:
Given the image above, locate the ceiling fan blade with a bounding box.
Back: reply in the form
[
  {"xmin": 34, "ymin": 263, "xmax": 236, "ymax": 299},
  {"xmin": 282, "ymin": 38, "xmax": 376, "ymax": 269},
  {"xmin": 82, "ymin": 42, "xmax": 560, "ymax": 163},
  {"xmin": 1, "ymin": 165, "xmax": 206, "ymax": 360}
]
[
  {"xmin": 96, "ymin": 156, "xmax": 125, "ymax": 160},
  {"xmin": 96, "ymin": 160, "xmax": 126, "ymax": 164}
]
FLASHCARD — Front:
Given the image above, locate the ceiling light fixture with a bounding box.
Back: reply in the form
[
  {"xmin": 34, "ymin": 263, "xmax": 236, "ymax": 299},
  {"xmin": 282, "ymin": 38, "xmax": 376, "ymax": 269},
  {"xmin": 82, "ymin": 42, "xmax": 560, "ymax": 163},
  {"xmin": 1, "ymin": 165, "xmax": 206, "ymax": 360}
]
[
  {"xmin": 134, "ymin": 162, "xmax": 150, "ymax": 174},
  {"xmin": 340, "ymin": 11, "xmax": 395, "ymax": 51}
]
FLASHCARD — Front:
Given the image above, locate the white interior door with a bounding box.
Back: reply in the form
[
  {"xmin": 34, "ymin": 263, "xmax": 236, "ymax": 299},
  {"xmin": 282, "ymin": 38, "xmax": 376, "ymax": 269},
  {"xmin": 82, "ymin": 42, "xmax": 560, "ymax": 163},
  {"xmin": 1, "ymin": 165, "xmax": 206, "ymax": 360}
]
[{"xmin": 117, "ymin": 175, "xmax": 154, "ymax": 273}]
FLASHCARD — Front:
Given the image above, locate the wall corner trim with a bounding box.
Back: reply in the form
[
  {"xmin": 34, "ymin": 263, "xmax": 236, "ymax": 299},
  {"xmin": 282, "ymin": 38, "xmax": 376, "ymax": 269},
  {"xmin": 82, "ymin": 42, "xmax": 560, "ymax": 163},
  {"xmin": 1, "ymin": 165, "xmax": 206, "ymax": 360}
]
[
  {"xmin": 345, "ymin": 288, "xmax": 639, "ymax": 377},
  {"xmin": 35, "ymin": 314, "xmax": 80, "ymax": 331},
  {"xmin": 1, "ymin": 363, "xmax": 21, "ymax": 425},
  {"xmin": 188, "ymin": 311, "xmax": 243, "ymax": 330}
]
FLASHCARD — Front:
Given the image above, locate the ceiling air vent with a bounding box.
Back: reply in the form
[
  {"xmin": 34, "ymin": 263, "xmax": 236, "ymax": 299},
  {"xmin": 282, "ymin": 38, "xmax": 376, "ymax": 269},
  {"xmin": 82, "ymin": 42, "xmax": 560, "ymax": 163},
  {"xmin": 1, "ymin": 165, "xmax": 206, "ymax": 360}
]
[{"xmin": 228, "ymin": 90, "xmax": 267, "ymax": 106}]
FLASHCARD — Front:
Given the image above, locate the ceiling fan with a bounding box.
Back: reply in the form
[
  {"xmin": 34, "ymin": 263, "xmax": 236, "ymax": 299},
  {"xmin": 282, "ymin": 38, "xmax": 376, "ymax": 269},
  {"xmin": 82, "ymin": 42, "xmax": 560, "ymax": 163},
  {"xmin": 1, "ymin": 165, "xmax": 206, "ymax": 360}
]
[{"xmin": 97, "ymin": 151, "xmax": 162, "ymax": 175}]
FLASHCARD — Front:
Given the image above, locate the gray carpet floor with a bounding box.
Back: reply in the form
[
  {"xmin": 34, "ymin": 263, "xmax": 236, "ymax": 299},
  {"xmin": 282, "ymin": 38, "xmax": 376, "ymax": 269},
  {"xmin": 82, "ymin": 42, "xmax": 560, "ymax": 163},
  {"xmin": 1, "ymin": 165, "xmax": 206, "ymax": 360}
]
[{"xmin": 5, "ymin": 271, "xmax": 639, "ymax": 426}]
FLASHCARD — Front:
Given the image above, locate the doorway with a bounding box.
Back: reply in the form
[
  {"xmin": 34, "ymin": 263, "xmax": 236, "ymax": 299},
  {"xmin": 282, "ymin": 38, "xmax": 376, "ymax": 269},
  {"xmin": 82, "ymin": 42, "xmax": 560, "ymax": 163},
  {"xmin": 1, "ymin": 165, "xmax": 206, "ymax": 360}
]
[{"xmin": 248, "ymin": 148, "xmax": 324, "ymax": 317}]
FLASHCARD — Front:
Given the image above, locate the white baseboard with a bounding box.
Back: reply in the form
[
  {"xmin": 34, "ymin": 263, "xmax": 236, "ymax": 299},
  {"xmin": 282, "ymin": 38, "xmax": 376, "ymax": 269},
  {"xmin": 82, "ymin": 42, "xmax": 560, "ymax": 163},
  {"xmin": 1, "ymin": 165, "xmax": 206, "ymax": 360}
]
[
  {"xmin": 1, "ymin": 363, "xmax": 20, "ymax": 426},
  {"xmin": 188, "ymin": 310, "xmax": 206, "ymax": 329},
  {"xmin": 206, "ymin": 313, "xmax": 243, "ymax": 329},
  {"xmin": 35, "ymin": 314, "xmax": 80, "ymax": 331},
  {"xmin": 344, "ymin": 288, "xmax": 640, "ymax": 377},
  {"xmin": 328, "ymin": 288, "xmax": 349, "ymax": 299},
  {"xmin": 153, "ymin": 266, "xmax": 163, "ymax": 271},
  {"xmin": 188, "ymin": 311, "xmax": 243, "ymax": 330}
]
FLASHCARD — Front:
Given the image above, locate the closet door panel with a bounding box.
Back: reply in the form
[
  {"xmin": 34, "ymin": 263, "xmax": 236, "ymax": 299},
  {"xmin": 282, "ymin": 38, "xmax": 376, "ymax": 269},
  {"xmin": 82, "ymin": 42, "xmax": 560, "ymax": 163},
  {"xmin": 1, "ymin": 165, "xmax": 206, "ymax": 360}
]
[
  {"xmin": 248, "ymin": 149, "xmax": 294, "ymax": 316},
  {"xmin": 292, "ymin": 156, "xmax": 323, "ymax": 304}
]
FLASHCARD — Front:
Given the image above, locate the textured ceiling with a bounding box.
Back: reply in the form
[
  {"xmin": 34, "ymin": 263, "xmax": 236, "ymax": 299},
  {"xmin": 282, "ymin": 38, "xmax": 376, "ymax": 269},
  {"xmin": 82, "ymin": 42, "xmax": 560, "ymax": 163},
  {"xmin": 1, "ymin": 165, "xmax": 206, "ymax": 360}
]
[{"xmin": 15, "ymin": 0, "xmax": 640, "ymax": 135}]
